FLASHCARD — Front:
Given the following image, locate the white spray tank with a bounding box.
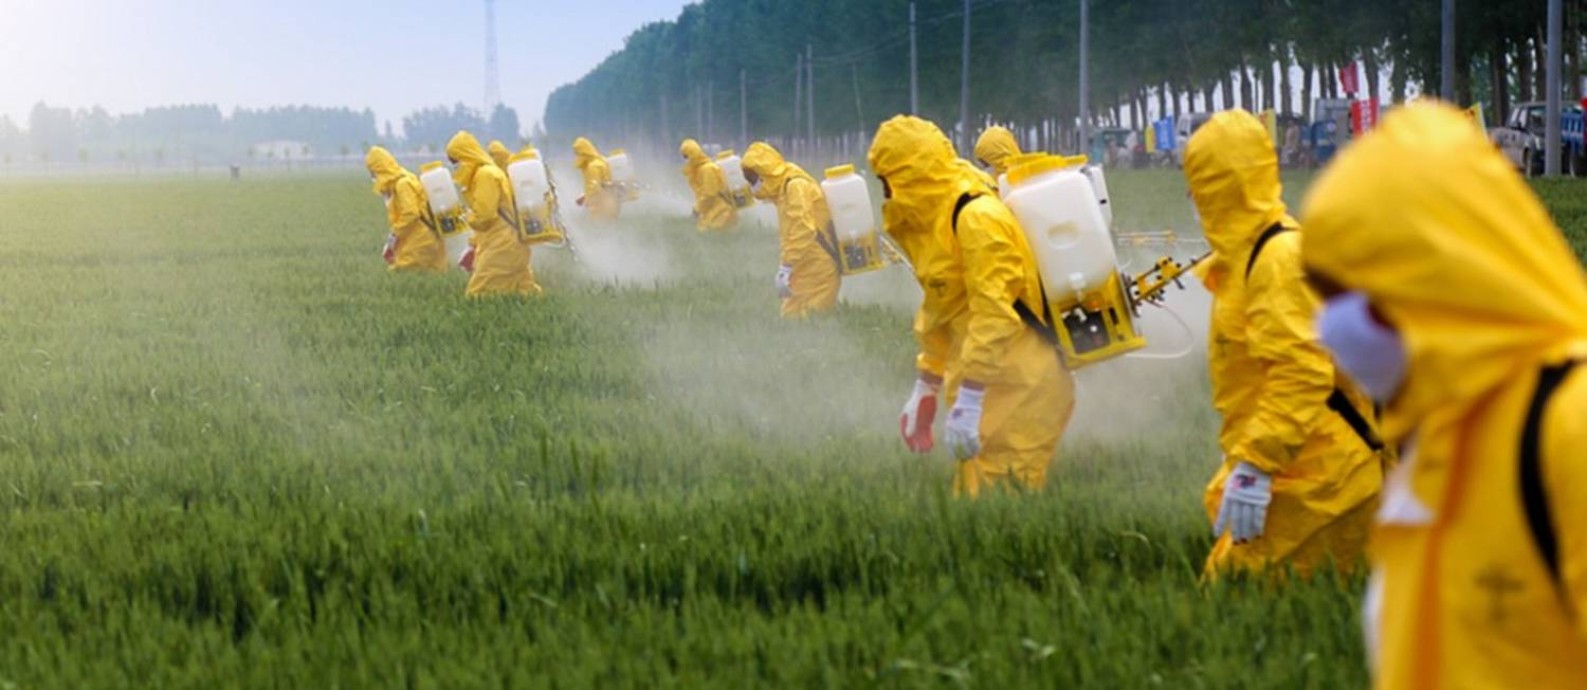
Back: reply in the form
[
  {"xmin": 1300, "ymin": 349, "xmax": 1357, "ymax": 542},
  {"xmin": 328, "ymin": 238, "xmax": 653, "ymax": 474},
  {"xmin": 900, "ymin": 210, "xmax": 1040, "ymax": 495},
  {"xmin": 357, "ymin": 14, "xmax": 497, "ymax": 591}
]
[
  {"xmin": 606, "ymin": 148, "xmax": 639, "ymax": 200},
  {"xmin": 506, "ymin": 153, "xmax": 564, "ymax": 245},
  {"xmin": 419, "ymin": 161, "xmax": 471, "ymax": 268},
  {"xmin": 716, "ymin": 150, "xmax": 754, "ymax": 208},
  {"xmin": 996, "ymin": 152, "xmax": 1052, "ymax": 199},
  {"xmin": 820, "ymin": 164, "xmax": 886, "ymax": 276},
  {"xmin": 1002, "ymin": 155, "xmax": 1145, "ymax": 368}
]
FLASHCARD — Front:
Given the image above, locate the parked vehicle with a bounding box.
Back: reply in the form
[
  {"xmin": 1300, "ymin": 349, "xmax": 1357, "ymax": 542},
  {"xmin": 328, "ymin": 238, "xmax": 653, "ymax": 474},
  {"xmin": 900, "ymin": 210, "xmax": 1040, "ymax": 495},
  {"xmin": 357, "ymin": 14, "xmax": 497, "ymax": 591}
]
[{"xmin": 1491, "ymin": 101, "xmax": 1586, "ymax": 177}]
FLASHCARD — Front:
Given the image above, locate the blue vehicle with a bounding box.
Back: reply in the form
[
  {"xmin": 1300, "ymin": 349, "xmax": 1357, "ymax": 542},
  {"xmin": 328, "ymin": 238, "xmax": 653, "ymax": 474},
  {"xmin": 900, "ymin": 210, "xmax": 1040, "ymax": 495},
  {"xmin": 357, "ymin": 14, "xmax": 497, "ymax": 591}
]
[{"xmin": 1493, "ymin": 102, "xmax": 1587, "ymax": 177}]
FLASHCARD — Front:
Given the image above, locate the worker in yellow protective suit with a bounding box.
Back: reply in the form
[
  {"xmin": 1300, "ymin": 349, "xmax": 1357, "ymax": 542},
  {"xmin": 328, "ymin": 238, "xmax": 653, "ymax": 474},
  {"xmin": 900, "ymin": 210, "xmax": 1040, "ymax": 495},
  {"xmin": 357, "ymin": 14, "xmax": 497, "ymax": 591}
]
[
  {"xmin": 572, "ymin": 137, "xmax": 620, "ymax": 222},
  {"xmin": 365, "ymin": 146, "xmax": 447, "ymax": 273},
  {"xmin": 488, "ymin": 140, "xmax": 512, "ymax": 169},
  {"xmin": 446, "ymin": 131, "xmax": 541, "ymax": 297},
  {"xmin": 869, "ymin": 115, "xmax": 1075, "ymax": 497},
  {"xmin": 973, "ymin": 125, "xmax": 1022, "ymax": 177},
  {"xmin": 1303, "ymin": 103, "xmax": 1587, "ymax": 690},
  {"xmin": 680, "ymin": 139, "xmax": 737, "ymax": 232},
  {"xmin": 742, "ymin": 142, "xmax": 841, "ymax": 318},
  {"xmin": 1185, "ymin": 109, "xmax": 1387, "ymax": 577}
]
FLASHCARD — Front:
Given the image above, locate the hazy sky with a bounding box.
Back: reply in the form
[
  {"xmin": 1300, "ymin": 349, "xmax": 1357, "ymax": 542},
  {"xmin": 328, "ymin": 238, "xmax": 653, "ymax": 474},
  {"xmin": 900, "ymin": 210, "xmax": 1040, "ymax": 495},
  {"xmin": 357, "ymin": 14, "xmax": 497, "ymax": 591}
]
[{"xmin": 0, "ymin": 0, "xmax": 693, "ymax": 133}]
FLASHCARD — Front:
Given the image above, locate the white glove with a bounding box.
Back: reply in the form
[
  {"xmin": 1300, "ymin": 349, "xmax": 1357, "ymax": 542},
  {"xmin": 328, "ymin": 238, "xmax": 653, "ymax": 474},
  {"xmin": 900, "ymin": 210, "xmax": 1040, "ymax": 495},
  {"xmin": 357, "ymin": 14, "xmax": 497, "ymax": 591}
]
[
  {"xmin": 1213, "ymin": 461, "xmax": 1273, "ymax": 543},
  {"xmin": 944, "ymin": 386, "xmax": 985, "ymax": 461},
  {"xmin": 775, "ymin": 265, "xmax": 792, "ymax": 298}
]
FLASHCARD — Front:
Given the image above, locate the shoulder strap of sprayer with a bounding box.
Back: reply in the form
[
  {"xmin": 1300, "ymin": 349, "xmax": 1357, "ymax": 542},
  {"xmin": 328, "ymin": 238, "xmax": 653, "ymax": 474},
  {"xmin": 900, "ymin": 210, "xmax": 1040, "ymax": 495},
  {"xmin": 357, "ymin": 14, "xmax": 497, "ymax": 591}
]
[
  {"xmin": 1244, "ymin": 222, "xmax": 1386, "ymax": 453},
  {"xmin": 951, "ymin": 193, "xmax": 1060, "ymax": 349},
  {"xmin": 1520, "ymin": 360, "xmax": 1579, "ymax": 602}
]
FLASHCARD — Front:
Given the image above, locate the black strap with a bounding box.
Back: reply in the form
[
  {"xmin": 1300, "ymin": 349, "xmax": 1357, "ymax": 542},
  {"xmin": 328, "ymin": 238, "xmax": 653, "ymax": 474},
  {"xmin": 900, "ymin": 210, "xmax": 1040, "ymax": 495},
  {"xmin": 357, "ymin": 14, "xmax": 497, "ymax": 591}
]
[
  {"xmin": 814, "ymin": 225, "xmax": 843, "ymax": 269},
  {"xmin": 1520, "ymin": 361, "xmax": 1577, "ymax": 590},
  {"xmin": 1326, "ymin": 388, "xmax": 1385, "ymax": 452},
  {"xmin": 1244, "ymin": 223, "xmax": 1291, "ymax": 280},
  {"xmin": 951, "ymin": 193, "xmax": 1060, "ymax": 347}
]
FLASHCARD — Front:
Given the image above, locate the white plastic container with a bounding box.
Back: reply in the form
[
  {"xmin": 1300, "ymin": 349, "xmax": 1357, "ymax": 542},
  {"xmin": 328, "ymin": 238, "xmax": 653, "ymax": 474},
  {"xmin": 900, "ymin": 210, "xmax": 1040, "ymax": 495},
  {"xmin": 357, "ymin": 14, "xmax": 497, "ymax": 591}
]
[
  {"xmin": 716, "ymin": 151, "xmax": 750, "ymax": 194},
  {"xmin": 605, "ymin": 150, "xmax": 636, "ymax": 183},
  {"xmin": 1081, "ymin": 164, "xmax": 1114, "ymax": 230},
  {"xmin": 820, "ymin": 165, "xmax": 885, "ymax": 275},
  {"xmin": 419, "ymin": 165, "xmax": 460, "ymax": 215},
  {"xmin": 507, "ymin": 159, "xmax": 550, "ymax": 217},
  {"xmin": 1002, "ymin": 156, "xmax": 1119, "ymax": 305}
]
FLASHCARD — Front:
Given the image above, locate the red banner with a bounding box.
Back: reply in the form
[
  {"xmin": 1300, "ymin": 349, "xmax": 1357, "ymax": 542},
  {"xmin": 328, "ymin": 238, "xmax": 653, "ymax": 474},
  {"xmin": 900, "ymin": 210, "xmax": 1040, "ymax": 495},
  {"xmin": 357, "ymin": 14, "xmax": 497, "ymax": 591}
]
[
  {"xmin": 1339, "ymin": 62, "xmax": 1360, "ymax": 95},
  {"xmin": 1350, "ymin": 98, "xmax": 1380, "ymax": 134}
]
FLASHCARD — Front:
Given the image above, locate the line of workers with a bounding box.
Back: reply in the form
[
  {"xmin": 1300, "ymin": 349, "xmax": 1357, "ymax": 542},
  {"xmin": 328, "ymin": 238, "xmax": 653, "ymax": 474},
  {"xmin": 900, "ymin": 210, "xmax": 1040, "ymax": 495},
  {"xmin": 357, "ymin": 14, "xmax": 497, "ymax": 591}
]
[{"xmin": 366, "ymin": 104, "xmax": 1587, "ymax": 688}]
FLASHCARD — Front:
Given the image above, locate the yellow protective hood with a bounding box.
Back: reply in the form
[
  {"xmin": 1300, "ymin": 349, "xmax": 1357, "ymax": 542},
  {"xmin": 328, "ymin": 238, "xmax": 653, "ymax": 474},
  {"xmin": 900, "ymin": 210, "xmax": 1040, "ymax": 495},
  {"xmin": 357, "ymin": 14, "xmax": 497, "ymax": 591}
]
[
  {"xmin": 742, "ymin": 142, "xmax": 810, "ymax": 200},
  {"xmin": 974, "ymin": 126, "xmax": 1021, "ymax": 176},
  {"xmin": 1303, "ymin": 102, "xmax": 1587, "ymax": 445},
  {"xmin": 680, "ymin": 138, "xmax": 709, "ymax": 173},
  {"xmin": 488, "ymin": 140, "xmax": 512, "ymax": 169},
  {"xmin": 446, "ymin": 131, "xmax": 492, "ymax": 189},
  {"xmin": 365, "ymin": 145, "xmax": 406, "ymax": 195},
  {"xmin": 573, "ymin": 137, "xmax": 603, "ymax": 171},
  {"xmin": 868, "ymin": 115, "xmax": 990, "ymax": 241},
  {"xmin": 1184, "ymin": 110, "xmax": 1289, "ymax": 270}
]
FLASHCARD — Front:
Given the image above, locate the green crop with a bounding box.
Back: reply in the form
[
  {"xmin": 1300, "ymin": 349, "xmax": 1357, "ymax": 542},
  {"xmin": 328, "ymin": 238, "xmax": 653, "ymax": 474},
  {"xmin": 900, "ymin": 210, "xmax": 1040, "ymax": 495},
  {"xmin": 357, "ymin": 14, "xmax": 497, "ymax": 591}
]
[{"xmin": 0, "ymin": 169, "xmax": 1580, "ymax": 689}]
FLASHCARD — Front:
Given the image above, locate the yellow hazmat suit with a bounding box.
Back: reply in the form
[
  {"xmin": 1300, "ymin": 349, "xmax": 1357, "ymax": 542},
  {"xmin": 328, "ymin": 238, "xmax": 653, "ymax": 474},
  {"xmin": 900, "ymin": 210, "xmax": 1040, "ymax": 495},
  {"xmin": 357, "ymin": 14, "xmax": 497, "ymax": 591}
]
[
  {"xmin": 572, "ymin": 138, "xmax": 620, "ymax": 222},
  {"xmin": 973, "ymin": 126, "xmax": 1022, "ymax": 177},
  {"xmin": 365, "ymin": 146, "xmax": 448, "ymax": 273},
  {"xmin": 1185, "ymin": 110, "xmax": 1385, "ymax": 577},
  {"xmin": 868, "ymin": 115, "xmax": 1075, "ymax": 497},
  {"xmin": 680, "ymin": 139, "xmax": 737, "ymax": 232},
  {"xmin": 1303, "ymin": 103, "xmax": 1587, "ymax": 690},
  {"xmin": 488, "ymin": 140, "xmax": 512, "ymax": 170},
  {"xmin": 742, "ymin": 143, "xmax": 841, "ymax": 318},
  {"xmin": 446, "ymin": 132, "xmax": 540, "ymax": 297}
]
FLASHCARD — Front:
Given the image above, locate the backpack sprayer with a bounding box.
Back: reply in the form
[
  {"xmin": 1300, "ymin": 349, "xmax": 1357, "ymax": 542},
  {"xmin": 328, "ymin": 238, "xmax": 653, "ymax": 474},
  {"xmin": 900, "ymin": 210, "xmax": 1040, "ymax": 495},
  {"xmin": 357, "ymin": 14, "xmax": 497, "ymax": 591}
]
[
  {"xmin": 418, "ymin": 162, "xmax": 472, "ymax": 270},
  {"xmin": 506, "ymin": 150, "xmax": 579, "ymax": 261}
]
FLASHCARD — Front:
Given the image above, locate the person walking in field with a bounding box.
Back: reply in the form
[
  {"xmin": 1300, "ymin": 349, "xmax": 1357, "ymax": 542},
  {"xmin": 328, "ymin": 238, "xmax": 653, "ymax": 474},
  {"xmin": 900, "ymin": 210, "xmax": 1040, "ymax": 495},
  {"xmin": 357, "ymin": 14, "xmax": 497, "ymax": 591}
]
[
  {"xmin": 974, "ymin": 125, "xmax": 1023, "ymax": 178},
  {"xmin": 365, "ymin": 145, "xmax": 447, "ymax": 273},
  {"xmin": 1183, "ymin": 109, "xmax": 1387, "ymax": 577},
  {"xmin": 488, "ymin": 140, "xmax": 513, "ymax": 169},
  {"xmin": 679, "ymin": 138, "xmax": 737, "ymax": 232},
  {"xmin": 1303, "ymin": 103, "xmax": 1587, "ymax": 690},
  {"xmin": 868, "ymin": 115, "xmax": 1075, "ymax": 498},
  {"xmin": 741, "ymin": 142, "xmax": 841, "ymax": 319},
  {"xmin": 446, "ymin": 131, "xmax": 541, "ymax": 297},
  {"xmin": 572, "ymin": 137, "xmax": 621, "ymax": 222}
]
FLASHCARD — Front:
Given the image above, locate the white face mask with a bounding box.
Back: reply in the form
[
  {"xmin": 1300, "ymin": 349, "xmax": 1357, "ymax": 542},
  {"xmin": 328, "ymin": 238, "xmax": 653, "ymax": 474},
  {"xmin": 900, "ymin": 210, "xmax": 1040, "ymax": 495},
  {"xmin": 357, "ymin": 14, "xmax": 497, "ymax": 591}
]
[
  {"xmin": 750, "ymin": 177, "xmax": 764, "ymax": 194},
  {"xmin": 1317, "ymin": 291, "xmax": 1407, "ymax": 403}
]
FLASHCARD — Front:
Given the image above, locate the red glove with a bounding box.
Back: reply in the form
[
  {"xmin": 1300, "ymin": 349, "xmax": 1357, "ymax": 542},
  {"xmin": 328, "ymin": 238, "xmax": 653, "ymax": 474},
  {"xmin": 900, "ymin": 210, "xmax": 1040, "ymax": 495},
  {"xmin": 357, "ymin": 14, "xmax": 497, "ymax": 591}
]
[
  {"xmin": 458, "ymin": 246, "xmax": 476, "ymax": 273},
  {"xmin": 899, "ymin": 378, "xmax": 940, "ymax": 453},
  {"xmin": 381, "ymin": 234, "xmax": 397, "ymax": 265}
]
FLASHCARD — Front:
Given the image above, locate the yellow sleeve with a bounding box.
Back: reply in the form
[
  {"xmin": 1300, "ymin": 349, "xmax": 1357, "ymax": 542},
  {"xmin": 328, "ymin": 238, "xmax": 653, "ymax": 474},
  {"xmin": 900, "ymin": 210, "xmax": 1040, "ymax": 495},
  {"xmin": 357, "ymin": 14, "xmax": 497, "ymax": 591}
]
[
  {"xmin": 955, "ymin": 198, "xmax": 1030, "ymax": 384},
  {"xmin": 391, "ymin": 179, "xmax": 425, "ymax": 238},
  {"xmin": 701, "ymin": 164, "xmax": 727, "ymax": 198},
  {"xmin": 1233, "ymin": 232, "xmax": 1334, "ymax": 473},
  {"xmin": 1545, "ymin": 374, "xmax": 1587, "ymax": 637},
  {"xmin": 466, "ymin": 171, "xmax": 501, "ymax": 231},
  {"xmin": 914, "ymin": 303, "xmax": 953, "ymax": 379},
  {"xmin": 779, "ymin": 179, "xmax": 825, "ymax": 269}
]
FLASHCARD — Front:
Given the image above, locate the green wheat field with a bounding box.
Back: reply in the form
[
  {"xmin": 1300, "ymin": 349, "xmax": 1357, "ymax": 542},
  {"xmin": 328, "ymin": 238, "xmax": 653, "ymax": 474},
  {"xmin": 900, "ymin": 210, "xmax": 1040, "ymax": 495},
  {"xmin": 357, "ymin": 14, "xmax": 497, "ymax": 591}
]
[{"xmin": 1, "ymin": 169, "xmax": 1583, "ymax": 688}]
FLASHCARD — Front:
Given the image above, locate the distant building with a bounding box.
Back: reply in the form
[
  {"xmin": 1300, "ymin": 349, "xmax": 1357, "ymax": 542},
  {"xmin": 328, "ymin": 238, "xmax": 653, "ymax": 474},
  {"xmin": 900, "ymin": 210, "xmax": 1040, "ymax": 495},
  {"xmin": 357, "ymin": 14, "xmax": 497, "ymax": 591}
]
[{"xmin": 252, "ymin": 140, "xmax": 313, "ymax": 160}]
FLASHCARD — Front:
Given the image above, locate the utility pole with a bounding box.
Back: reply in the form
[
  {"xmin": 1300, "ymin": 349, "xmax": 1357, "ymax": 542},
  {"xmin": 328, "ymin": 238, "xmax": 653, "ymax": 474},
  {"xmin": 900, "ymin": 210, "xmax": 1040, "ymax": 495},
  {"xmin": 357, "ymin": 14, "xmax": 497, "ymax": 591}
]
[
  {"xmin": 852, "ymin": 63, "xmax": 866, "ymax": 132},
  {"xmin": 959, "ymin": 0, "xmax": 972, "ymax": 154},
  {"xmin": 1440, "ymin": 0, "xmax": 1455, "ymax": 101},
  {"xmin": 707, "ymin": 83, "xmax": 715, "ymax": 143},
  {"xmin": 483, "ymin": 0, "xmax": 500, "ymax": 113},
  {"xmin": 909, "ymin": 1, "xmax": 919, "ymax": 115},
  {"xmin": 794, "ymin": 54, "xmax": 803, "ymax": 147},
  {"xmin": 807, "ymin": 43, "xmax": 815, "ymax": 149},
  {"xmin": 740, "ymin": 69, "xmax": 748, "ymax": 147},
  {"xmin": 1079, "ymin": 0, "xmax": 1090, "ymax": 157},
  {"xmin": 1546, "ymin": 0, "xmax": 1562, "ymax": 176}
]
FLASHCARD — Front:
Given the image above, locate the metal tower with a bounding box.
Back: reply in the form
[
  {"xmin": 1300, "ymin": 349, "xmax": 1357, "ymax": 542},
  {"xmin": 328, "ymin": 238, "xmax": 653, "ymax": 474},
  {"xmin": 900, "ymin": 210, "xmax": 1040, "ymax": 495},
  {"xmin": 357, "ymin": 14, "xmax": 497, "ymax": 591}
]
[{"xmin": 484, "ymin": 0, "xmax": 501, "ymax": 113}]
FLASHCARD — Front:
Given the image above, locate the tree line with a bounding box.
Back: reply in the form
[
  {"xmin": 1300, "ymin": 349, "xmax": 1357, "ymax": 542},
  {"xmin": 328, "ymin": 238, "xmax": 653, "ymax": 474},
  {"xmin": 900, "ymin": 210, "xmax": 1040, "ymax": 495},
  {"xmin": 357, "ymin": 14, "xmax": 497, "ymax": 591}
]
[
  {"xmin": 543, "ymin": 0, "xmax": 1587, "ymax": 148},
  {"xmin": 0, "ymin": 103, "xmax": 526, "ymax": 167}
]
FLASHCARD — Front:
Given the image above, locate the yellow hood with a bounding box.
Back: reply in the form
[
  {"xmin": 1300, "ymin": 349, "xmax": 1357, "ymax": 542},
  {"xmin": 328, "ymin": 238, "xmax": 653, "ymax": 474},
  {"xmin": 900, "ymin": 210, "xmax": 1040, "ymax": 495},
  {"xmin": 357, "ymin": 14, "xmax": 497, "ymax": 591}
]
[
  {"xmin": 1184, "ymin": 110, "xmax": 1289, "ymax": 270},
  {"xmin": 573, "ymin": 137, "xmax": 603, "ymax": 171},
  {"xmin": 365, "ymin": 145, "xmax": 406, "ymax": 195},
  {"xmin": 446, "ymin": 131, "xmax": 492, "ymax": 189},
  {"xmin": 742, "ymin": 142, "xmax": 811, "ymax": 200},
  {"xmin": 488, "ymin": 140, "xmax": 512, "ymax": 169},
  {"xmin": 1303, "ymin": 102, "xmax": 1587, "ymax": 444},
  {"xmin": 974, "ymin": 126, "xmax": 1021, "ymax": 176},
  {"xmin": 518, "ymin": 143, "xmax": 539, "ymax": 159},
  {"xmin": 680, "ymin": 138, "xmax": 710, "ymax": 174},
  {"xmin": 868, "ymin": 115, "xmax": 990, "ymax": 241}
]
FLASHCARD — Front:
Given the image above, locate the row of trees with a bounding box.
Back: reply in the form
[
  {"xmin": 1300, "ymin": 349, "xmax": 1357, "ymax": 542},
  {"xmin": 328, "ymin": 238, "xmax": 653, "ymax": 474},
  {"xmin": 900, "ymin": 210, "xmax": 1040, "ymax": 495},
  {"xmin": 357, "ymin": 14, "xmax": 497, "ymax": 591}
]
[
  {"xmin": 0, "ymin": 102, "xmax": 527, "ymax": 167},
  {"xmin": 544, "ymin": 0, "xmax": 1587, "ymax": 148}
]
